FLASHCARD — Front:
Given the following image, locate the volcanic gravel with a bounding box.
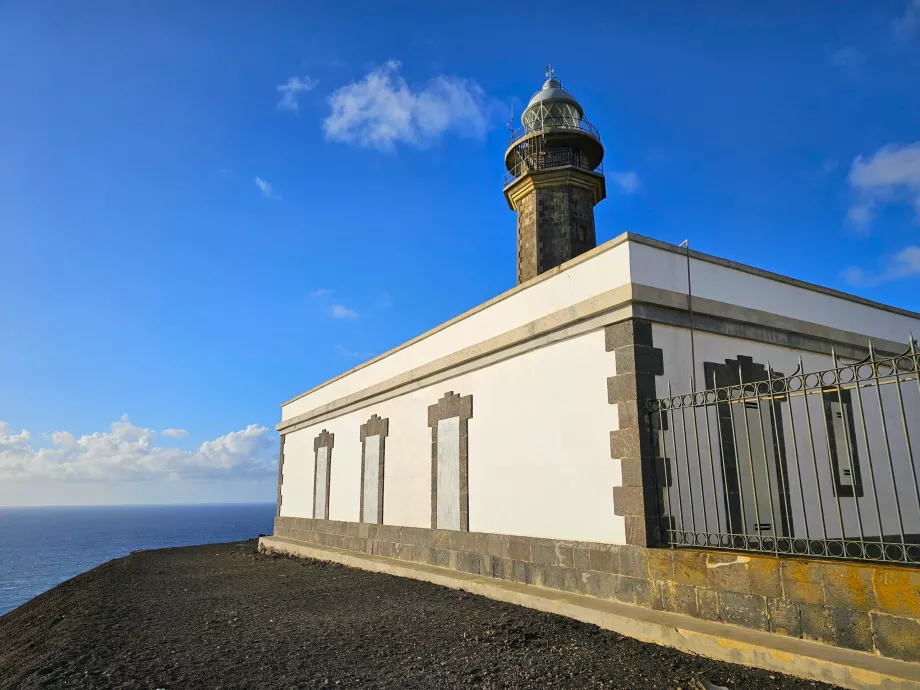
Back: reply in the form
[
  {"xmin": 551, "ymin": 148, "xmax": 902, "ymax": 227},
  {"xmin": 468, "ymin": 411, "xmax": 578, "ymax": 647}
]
[{"xmin": 0, "ymin": 540, "xmax": 839, "ymax": 689}]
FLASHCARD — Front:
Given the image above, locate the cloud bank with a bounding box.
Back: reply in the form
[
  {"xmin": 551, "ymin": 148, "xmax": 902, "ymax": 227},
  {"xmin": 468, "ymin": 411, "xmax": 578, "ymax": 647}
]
[
  {"xmin": 324, "ymin": 60, "xmax": 491, "ymax": 150},
  {"xmin": 843, "ymin": 246, "xmax": 920, "ymax": 286},
  {"xmin": 847, "ymin": 142, "xmax": 920, "ymax": 231},
  {"xmin": 0, "ymin": 416, "xmax": 275, "ymax": 482}
]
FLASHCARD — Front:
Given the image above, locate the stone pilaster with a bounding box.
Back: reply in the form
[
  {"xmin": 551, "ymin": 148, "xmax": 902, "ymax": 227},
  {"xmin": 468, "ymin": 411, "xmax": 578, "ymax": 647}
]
[{"xmin": 606, "ymin": 319, "xmax": 664, "ymax": 547}]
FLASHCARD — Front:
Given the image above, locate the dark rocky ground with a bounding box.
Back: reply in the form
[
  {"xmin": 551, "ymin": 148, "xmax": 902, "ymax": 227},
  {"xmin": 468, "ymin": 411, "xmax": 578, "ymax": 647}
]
[{"xmin": 0, "ymin": 540, "xmax": 839, "ymax": 689}]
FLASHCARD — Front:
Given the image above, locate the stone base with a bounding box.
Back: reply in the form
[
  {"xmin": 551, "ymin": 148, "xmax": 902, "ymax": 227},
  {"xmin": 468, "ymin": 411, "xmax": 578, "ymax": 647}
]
[{"xmin": 275, "ymin": 516, "xmax": 920, "ymax": 664}]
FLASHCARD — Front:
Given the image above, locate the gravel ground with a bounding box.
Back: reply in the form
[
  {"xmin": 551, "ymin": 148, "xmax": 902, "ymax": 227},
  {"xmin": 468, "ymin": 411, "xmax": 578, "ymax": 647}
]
[{"xmin": 0, "ymin": 540, "xmax": 840, "ymax": 689}]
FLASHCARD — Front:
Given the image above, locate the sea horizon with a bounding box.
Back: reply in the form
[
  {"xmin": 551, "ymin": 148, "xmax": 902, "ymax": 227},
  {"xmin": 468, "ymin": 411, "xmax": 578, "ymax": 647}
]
[{"xmin": 0, "ymin": 502, "xmax": 276, "ymax": 616}]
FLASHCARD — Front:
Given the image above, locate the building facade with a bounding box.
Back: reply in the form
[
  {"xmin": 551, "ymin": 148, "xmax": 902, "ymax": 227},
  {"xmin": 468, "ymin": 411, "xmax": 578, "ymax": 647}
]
[{"xmin": 269, "ymin": 74, "xmax": 920, "ymax": 664}]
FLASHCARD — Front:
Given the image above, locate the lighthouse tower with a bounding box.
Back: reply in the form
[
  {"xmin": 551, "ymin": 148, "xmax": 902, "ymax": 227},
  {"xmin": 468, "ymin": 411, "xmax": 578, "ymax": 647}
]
[{"xmin": 504, "ymin": 67, "xmax": 606, "ymax": 284}]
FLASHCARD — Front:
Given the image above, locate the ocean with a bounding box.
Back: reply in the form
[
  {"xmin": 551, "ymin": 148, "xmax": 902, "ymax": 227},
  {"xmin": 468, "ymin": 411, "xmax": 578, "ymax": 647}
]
[{"xmin": 0, "ymin": 503, "xmax": 276, "ymax": 617}]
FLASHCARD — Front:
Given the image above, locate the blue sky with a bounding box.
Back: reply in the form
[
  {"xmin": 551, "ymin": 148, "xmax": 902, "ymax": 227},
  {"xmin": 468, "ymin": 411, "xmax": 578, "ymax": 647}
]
[{"xmin": 2, "ymin": 1, "xmax": 919, "ymax": 506}]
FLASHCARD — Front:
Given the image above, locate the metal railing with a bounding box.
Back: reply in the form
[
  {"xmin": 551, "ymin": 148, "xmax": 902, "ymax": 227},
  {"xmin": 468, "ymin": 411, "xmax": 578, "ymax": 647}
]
[
  {"xmin": 503, "ymin": 151, "xmax": 603, "ymax": 186},
  {"xmin": 647, "ymin": 338, "xmax": 920, "ymax": 566},
  {"xmin": 506, "ymin": 116, "xmax": 601, "ymax": 148}
]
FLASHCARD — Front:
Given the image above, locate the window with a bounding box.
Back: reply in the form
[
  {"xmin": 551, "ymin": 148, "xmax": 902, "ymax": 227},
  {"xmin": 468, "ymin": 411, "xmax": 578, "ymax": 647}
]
[
  {"xmin": 313, "ymin": 430, "xmax": 334, "ymax": 520},
  {"xmin": 359, "ymin": 414, "xmax": 389, "ymax": 525},
  {"xmin": 428, "ymin": 392, "xmax": 473, "ymax": 531}
]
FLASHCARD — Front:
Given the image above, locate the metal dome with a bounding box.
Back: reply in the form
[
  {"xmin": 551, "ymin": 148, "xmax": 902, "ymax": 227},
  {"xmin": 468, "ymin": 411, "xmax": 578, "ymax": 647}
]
[{"xmin": 523, "ymin": 77, "xmax": 584, "ymax": 120}]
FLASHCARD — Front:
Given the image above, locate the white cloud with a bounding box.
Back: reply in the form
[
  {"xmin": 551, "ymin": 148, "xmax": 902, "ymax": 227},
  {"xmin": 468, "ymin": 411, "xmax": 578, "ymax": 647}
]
[
  {"xmin": 330, "ymin": 304, "xmax": 358, "ymax": 319},
  {"xmin": 254, "ymin": 176, "xmax": 278, "ymax": 199},
  {"xmin": 843, "ymin": 246, "xmax": 920, "ymax": 286},
  {"xmin": 309, "ymin": 288, "xmax": 332, "ymax": 297},
  {"xmin": 611, "ymin": 170, "xmax": 640, "ymax": 194},
  {"xmin": 324, "ymin": 60, "xmax": 491, "ymax": 151},
  {"xmin": 161, "ymin": 428, "xmax": 188, "ymax": 438},
  {"xmin": 847, "ymin": 142, "xmax": 920, "ymax": 230},
  {"xmin": 846, "ymin": 201, "xmax": 876, "ymax": 231},
  {"xmin": 277, "ymin": 75, "xmax": 319, "ymax": 112},
  {"xmin": 0, "ymin": 416, "xmax": 275, "ymax": 482},
  {"xmin": 894, "ymin": 0, "xmax": 920, "ymax": 40}
]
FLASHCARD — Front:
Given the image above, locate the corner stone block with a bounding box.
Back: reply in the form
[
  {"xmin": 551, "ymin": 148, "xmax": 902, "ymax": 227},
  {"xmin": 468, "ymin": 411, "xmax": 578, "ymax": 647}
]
[
  {"xmin": 623, "ymin": 516, "xmax": 659, "ymax": 548},
  {"xmin": 605, "ymin": 319, "xmax": 653, "ymax": 352},
  {"xmin": 607, "ymin": 373, "xmax": 657, "ymax": 406},
  {"xmin": 613, "ymin": 345, "xmax": 664, "ymax": 376},
  {"xmin": 608, "ymin": 427, "xmax": 651, "ymax": 465},
  {"xmin": 612, "ymin": 486, "xmax": 658, "ymax": 518},
  {"xmin": 616, "ymin": 456, "xmax": 657, "ymax": 488},
  {"xmin": 871, "ymin": 613, "xmax": 920, "ymax": 662}
]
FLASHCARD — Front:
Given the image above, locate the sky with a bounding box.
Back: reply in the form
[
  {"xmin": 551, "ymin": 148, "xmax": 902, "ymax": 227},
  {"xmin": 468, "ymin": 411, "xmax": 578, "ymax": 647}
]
[{"xmin": 2, "ymin": 1, "xmax": 920, "ymax": 506}]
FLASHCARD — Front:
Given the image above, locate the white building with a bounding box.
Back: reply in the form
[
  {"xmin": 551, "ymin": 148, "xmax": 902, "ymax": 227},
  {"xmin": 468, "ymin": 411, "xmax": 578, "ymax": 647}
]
[{"xmin": 266, "ymin": 70, "xmax": 920, "ymax": 664}]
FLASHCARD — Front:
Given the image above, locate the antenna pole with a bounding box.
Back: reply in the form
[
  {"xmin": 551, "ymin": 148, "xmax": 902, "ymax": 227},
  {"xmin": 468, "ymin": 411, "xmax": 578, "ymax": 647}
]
[{"xmin": 680, "ymin": 239, "xmax": 696, "ymax": 392}]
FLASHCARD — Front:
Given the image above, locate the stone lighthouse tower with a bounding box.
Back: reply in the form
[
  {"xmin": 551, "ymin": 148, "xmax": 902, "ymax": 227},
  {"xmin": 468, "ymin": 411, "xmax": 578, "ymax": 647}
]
[{"xmin": 504, "ymin": 67, "xmax": 606, "ymax": 284}]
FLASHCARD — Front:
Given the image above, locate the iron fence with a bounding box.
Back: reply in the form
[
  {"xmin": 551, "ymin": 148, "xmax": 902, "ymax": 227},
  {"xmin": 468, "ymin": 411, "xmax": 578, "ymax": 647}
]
[{"xmin": 647, "ymin": 338, "xmax": 920, "ymax": 566}]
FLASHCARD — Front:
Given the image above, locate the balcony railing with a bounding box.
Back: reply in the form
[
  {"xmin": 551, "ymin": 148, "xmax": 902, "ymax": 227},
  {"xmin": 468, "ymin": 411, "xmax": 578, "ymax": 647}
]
[
  {"xmin": 506, "ymin": 116, "xmax": 601, "ymax": 149},
  {"xmin": 503, "ymin": 150, "xmax": 603, "ymax": 186}
]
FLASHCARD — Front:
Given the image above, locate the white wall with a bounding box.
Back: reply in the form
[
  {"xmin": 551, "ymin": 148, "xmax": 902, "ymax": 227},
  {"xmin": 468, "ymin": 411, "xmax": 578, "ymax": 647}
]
[
  {"xmin": 285, "ymin": 238, "xmax": 919, "ymax": 425},
  {"xmin": 281, "ymin": 243, "xmax": 631, "ymax": 421},
  {"xmin": 631, "ymin": 243, "xmax": 919, "ymax": 343},
  {"xmin": 279, "ymin": 235, "xmax": 920, "ymax": 548},
  {"xmin": 280, "ymin": 329, "xmax": 624, "ymax": 544}
]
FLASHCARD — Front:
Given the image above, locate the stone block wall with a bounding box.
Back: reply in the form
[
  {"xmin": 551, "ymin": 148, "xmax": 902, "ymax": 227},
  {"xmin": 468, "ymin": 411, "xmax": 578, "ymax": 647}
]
[
  {"xmin": 274, "ymin": 515, "xmax": 920, "ymax": 664},
  {"xmin": 516, "ymin": 184, "xmax": 597, "ymax": 284}
]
